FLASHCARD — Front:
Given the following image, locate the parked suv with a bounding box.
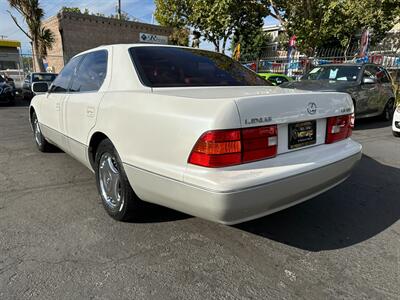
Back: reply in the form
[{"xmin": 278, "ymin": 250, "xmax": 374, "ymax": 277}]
[{"xmin": 281, "ymin": 63, "xmax": 395, "ymax": 120}]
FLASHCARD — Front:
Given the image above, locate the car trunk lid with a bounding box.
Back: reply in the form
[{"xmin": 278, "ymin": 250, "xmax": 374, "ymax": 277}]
[{"xmin": 234, "ymin": 91, "xmax": 353, "ymax": 154}]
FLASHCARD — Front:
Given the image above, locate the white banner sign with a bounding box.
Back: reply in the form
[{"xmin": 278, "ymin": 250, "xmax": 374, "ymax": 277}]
[{"xmin": 139, "ymin": 32, "xmax": 168, "ymax": 44}]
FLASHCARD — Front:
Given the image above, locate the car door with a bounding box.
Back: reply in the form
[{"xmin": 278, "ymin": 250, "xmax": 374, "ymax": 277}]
[
  {"xmin": 358, "ymin": 65, "xmax": 381, "ymax": 115},
  {"xmin": 64, "ymin": 50, "xmax": 108, "ymax": 166},
  {"xmin": 376, "ymin": 66, "xmax": 393, "ymax": 112},
  {"xmin": 40, "ymin": 56, "xmax": 82, "ymax": 149}
]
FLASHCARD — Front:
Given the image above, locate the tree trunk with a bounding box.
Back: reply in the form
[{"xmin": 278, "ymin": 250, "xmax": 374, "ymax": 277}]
[
  {"xmin": 221, "ymin": 37, "xmax": 227, "ymax": 54},
  {"xmin": 213, "ymin": 40, "xmax": 220, "ymax": 53},
  {"xmin": 32, "ymin": 40, "xmax": 45, "ymax": 72}
]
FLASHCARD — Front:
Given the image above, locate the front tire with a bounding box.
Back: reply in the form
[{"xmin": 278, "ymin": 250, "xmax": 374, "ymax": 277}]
[
  {"xmin": 95, "ymin": 139, "xmax": 139, "ymax": 221},
  {"xmin": 31, "ymin": 112, "xmax": 54, "ymax": 152},
  {"xmin": 393, "ymin": 131, "xmax": 400, "ymax": 138}
]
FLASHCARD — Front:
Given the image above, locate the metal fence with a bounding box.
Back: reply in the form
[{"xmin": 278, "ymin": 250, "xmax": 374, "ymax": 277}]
[{"xmin": 241, "ymin": 44, "xmax": 400, "ymax": 83}]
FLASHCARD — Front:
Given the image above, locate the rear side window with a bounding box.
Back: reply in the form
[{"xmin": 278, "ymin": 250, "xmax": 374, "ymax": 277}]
[
  {"xmin": 129, "ymin": 46, "xmax": 270, "ymax": 87},
  {"xmin": 377, "ymin": 67, "xmax": 390, "ymax": 83},
  {"xmin": 50, "ymin": 56, "xmax": 82, "ymax": 93},
  {"xmin": 70, "ymin": 50, "xmax": 108, "ymax": 92},
  {"xmin": 363, "ymin": 65, "xmax": 379, "ymax": 80}
]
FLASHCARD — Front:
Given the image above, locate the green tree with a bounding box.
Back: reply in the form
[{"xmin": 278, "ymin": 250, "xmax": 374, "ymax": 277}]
[
  {"xmin": 153, "ymin": 0, "xmax": 190, "ymax": 47},
  {"xmin": 7, "ymin": 0, "xmax": 55, "ymax": 72},
  {"xmin": 21, "ymin": 55, "xmax": 33, "ymax": 72},
  {"xmin": 155, "ymin": 0, "xmax": 266, "ymax": 54},
  {"xmin": 264, "ymin": 0, "xmax": 400, "ymax": 55},
  {"xmin": 61, "ymin": 6, "xmax": 129, "ymax": 20},
  {"xmin": 169, "ymin": 27, "xmax": 190, "ymax": 46},
  {"xmin": 231, "ymin": 29, "xmax": 273, "ymax": 61},
  {"xmin": 60, "ymin": 6, "xmax": 81, "ymax": 13}
]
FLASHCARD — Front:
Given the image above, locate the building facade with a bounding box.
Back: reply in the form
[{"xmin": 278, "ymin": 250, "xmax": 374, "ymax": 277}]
[
  {"xmin": 43, "ymin": 11, "xmax": 172, "ymax": 72},
  {"xmin": 0, "ymin": 39, "xmax": 21, "ymax": 70}
]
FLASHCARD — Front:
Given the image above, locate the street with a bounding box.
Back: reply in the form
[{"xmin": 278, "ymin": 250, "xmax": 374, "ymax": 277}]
[{"xmin": 0, "ymin": 102, "xmax": 399, "ymax": 299}]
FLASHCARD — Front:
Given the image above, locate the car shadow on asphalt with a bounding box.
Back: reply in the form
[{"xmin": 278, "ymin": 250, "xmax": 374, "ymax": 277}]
[
  {"xmin": 0, "ymin": 97, "xmax": 29, "ymax": 108},
  {"xmin": 353, "ymin": 117, "xmax": 392, "ymax": 130},
  {"xmin": 130, "ymin": 202, "xmax": 192, "ymax": 223},
  {"xmin": 235, "ymin": 154, "xmax": 400, "ymax": 251}
]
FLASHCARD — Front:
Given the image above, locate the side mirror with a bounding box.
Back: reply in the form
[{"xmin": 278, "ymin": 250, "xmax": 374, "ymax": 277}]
[
  {"xmin": 32, "ymin": 82, "xmax": 48, "ymax": 93},
  {"xmin": 362, "ymin": 77, "xmax": 377, "ymax": 84}
]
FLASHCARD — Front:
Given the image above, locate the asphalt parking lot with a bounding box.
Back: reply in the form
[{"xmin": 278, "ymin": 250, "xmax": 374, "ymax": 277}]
[{"xmin": 0, "ymin": 101, "xmax": 399, "ymax": 299}]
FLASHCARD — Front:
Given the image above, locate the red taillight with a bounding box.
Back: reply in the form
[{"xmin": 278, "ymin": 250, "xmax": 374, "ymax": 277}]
[
  {"xmin": 326, "ymin": 114, "xmax": 354, "ymax": 144},
  {"xmin": 188, "ymin": 125, "xmax": 277, "ymax": 168}
]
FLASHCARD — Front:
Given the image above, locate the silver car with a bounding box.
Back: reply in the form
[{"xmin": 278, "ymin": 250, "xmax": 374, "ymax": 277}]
[{"xmin": 282, "ymin": 63, "xmax": 396, "ymax": 120}]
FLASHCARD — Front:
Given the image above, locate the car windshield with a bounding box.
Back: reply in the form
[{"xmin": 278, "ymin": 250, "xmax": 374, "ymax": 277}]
[
  {"xmin": 304, "ymin": 66, "xmax": 361, "ymax": 81},
  {"xmin": 32, "ymin": 73, "xmax": 57, "ymax": 82},
  {"xmin": 129, "ymin": 46, "xmax": 271, "ymax": 87}
]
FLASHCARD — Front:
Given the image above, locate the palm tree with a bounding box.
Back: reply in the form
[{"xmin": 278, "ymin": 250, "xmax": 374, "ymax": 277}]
[{"xmin": 7, "ymin": 0, "xmax": 54, "ymax": 72}]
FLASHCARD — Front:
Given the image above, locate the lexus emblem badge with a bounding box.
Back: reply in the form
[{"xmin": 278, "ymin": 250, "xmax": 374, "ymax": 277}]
[{"xmin": 307, "ymin": 102, "xmax": 317, "ymax": 115}]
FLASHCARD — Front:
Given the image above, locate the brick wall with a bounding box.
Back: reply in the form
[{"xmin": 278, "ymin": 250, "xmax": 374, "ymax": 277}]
[
  {"xmin": 43, "ymin": 15, "xmax": 65, "ymax": 73},
  {"xmin": 43, "ymin": 12, "xmax": 172, "ymax": 72}
]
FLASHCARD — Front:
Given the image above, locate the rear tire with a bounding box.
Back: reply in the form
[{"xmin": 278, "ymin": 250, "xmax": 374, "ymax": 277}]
[
  {"xmin": 94, "ymin": 139, "xmax": 139, "ymax": 221},
  {"xmin": 381, "ymin": 98, "xmax": 395, "ymax": 121},
  {"xmin": 31, "ymin": 112, "xmax": 54, "ymax": 152}
]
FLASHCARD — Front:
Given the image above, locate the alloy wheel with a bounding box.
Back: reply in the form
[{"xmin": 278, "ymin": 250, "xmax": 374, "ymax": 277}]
[{"xmin": 98, "ymin": 152, "xmax": 123, "ymax": 212}]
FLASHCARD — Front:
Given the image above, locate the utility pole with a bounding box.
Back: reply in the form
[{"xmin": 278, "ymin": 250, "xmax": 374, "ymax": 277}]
[{"xmin": 117, "ymin": 0, "xmax": 121, "ymax": 20}]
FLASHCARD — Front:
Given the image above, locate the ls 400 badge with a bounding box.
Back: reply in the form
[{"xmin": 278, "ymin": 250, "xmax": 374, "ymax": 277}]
[{"xmin": 245, "ymin": 116, "xmax": 272, "ymax": 125}]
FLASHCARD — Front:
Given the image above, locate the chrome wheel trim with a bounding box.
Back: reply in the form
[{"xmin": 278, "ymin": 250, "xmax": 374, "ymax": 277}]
[
  {"xmin": 99, "ymin": 152, "xmax": 123, "ymax": 212},
  {"xmin": 33, "ymin": 116, "xmax": 42, "ymax": 146}
]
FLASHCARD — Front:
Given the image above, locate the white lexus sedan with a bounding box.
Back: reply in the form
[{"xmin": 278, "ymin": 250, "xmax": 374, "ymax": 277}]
[
  {"xmin": 393, "ymin": 104, "xmax": 400, "ymax": 137},
  {"xmin": 30, "ymin": 44, "xmax": 362, "ymax": 224}
]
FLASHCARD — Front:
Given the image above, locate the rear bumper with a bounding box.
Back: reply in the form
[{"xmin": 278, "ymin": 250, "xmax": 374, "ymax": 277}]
[
  {"xmin": 393, "ymin": 110, "xmax": 400, "ymax": 132},
  {"xmin": 124, "ymin": 139, "xmax": 362, "ymax": 224}
]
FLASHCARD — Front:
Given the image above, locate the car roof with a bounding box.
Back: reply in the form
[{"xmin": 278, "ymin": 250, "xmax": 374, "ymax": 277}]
[{"xmin": 73, "ymin": 43, "xmax": 219, "ymax": 58}]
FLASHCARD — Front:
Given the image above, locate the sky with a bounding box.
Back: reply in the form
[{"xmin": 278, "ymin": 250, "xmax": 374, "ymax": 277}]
[{"xmin": 0, "ymin": 0, "xmax": 279, "ymax": 54}]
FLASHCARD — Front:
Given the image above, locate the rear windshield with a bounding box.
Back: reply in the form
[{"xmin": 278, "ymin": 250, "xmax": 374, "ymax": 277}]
[
  {"xmin": 32, "ymin": 73, "xmax": 57, "ymax": 82},
  {"xmin": 304, "ymin": 66, "xmax": 361, "ymax": 81},
  {"xmin": 129, "ymin": 46, "xmax": 271, "ymax": 87}
]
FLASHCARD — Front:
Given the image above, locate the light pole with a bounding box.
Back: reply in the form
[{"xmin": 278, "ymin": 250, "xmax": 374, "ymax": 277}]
[{"xmin": 117, "ymin": 0, "xmax": 121, "ymax": 20}]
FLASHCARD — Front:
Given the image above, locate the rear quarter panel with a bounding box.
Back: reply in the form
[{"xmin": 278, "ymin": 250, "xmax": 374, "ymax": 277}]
[{"xmin": 92, "ymin": 91, "xmax": 241, "ymax": 181}]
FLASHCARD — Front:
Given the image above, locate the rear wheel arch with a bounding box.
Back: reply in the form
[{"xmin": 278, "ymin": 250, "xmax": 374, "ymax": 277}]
[
  {"xmin": 351, "ymin": 98, "xmax": 356, "ymax": 110},
  {"xmin": 88, "ymin": 132, "xmax": 111, "ymax": 168},
  {"xmin": 387, "ymin": 97, "xmax": 395, "ymax": 106},
  {"xmin": 29, "ymin": 106, "xmax": 36, "ymax": 122},
  {"xmin": 382, "ymin": 97, "xmax": 395, "ymax": 121}
]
